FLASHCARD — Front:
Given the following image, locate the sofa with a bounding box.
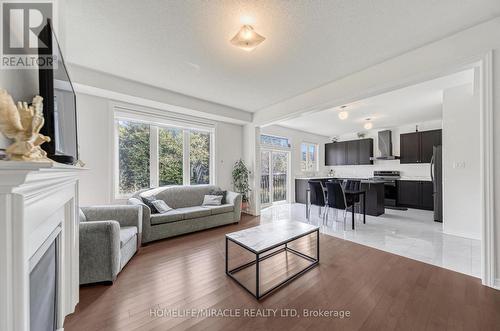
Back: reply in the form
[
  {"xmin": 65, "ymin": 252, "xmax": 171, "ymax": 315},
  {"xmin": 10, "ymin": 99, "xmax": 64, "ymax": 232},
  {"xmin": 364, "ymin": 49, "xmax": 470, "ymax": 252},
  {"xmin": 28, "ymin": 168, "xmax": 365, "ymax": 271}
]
[
  {"xmin": 79, "ymin": 205, "xmax": 142, "ymax": 284},
  {"xmin": 128, "ymin": 185, "xmax": 242, "ymax": 244}
]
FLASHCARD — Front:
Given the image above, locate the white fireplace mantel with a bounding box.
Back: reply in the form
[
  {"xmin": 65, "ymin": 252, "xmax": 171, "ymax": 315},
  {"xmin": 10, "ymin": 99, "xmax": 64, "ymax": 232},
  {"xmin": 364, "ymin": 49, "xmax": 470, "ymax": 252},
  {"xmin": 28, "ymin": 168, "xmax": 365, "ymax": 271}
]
[{"xmin": 0, "ymin": 161, "xmax": 84, "ymax": 331}]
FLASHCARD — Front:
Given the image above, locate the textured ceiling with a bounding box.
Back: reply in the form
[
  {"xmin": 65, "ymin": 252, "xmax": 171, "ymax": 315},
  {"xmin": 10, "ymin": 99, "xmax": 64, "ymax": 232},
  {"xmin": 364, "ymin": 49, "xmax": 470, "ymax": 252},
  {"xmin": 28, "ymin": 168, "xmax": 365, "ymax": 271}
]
[
  {"xmin": 63, "ymin": 0, "xmax": 500, "ymax": 112},
  {"xmin": 278, "ymin": 69, "xmax": 474, "ymax": 137}
]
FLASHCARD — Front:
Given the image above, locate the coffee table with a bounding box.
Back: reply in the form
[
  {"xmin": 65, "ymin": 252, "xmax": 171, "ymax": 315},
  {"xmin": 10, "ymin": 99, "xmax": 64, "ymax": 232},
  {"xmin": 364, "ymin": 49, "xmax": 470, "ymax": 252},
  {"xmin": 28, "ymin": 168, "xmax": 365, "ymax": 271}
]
[{"xmin": 225, "ymin": 221, "xmax": 319, "ymax": 299}]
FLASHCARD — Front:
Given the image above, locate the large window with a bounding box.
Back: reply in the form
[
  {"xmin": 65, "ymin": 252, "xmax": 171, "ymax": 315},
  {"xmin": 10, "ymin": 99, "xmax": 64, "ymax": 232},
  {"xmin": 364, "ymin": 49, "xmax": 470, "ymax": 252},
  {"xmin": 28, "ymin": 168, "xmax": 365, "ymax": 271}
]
[
  {"xmin": 116, "ymin": 117, "xmax": 214, "ymax": 197},
  {"xmin": 190, "ymin": 131, "xmax": 211, "ymax": 185},
  {"xmin": 301, "ymin": 142, "xmax": 319, "ymax": 172},
  {"xmin": 159, "ymin": 127, "xmax": 183, "ymax": 186},
  {"xmin": 117, "ymin": 120, "xmax": 151, "ymax": 195}
]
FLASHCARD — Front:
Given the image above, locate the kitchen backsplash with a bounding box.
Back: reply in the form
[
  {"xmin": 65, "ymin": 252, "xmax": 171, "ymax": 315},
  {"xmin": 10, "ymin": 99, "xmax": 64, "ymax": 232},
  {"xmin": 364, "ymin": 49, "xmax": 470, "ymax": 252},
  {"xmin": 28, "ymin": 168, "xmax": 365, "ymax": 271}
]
[{"xmin": 326, "ymin": 159, "xmax": 431, "ymax": 179}]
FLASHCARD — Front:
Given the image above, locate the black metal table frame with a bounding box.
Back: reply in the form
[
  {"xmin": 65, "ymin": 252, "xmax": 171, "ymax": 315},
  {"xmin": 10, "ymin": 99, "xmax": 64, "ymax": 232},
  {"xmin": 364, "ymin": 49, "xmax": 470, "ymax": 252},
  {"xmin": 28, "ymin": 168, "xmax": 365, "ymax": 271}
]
[
  {"xmin": 225, "ymin": 228, "xmax": 319, "ymax": 300},
  {"xmin": 306, "ymin": 188, "xmax": 366, "ymax": 230}
]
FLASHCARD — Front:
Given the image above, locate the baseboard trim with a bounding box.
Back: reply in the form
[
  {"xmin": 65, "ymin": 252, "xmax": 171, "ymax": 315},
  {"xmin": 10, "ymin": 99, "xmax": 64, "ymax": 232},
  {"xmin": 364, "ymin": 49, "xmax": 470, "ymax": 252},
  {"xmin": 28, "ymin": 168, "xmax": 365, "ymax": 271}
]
[{"xmin": 493, "ymin": 278, "xmax": 500, "ymax": 290}]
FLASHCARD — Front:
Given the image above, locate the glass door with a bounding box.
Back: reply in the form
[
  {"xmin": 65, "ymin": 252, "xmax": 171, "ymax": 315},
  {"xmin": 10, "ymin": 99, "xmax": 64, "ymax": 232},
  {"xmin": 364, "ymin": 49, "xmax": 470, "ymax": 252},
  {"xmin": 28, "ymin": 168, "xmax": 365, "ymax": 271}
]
[
  {"xmin": 260, "ymin": 150, "xmax": 289, "ymax": 208},
  {"xmin": 260, "ymin": 151, "xmax": 271, "ymax": 206}
]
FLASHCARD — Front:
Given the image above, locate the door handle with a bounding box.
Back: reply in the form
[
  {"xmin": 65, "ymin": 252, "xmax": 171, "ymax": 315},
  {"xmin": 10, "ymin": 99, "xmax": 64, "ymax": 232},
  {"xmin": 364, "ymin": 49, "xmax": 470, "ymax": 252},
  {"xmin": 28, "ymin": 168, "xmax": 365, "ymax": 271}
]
[{"xmin": 430, "ymin": 155, "xmax": 434, "ymax": 182}]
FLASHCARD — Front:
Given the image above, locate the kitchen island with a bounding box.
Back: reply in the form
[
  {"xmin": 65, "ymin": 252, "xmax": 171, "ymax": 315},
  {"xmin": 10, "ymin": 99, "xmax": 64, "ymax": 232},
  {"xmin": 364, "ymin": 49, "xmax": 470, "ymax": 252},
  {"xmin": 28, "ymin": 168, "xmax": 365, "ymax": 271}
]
[{"xmin": 295, "ymin": 177, "xmax": 385, "ymax": 216}]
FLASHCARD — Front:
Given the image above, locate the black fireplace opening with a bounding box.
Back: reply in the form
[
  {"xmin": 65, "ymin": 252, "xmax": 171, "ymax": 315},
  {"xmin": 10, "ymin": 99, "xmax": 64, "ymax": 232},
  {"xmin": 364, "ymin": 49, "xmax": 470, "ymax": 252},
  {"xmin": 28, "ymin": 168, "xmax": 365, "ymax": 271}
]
[{"xmin": 30, "ymin": 238, "xmax": 58, "ymax": 331}]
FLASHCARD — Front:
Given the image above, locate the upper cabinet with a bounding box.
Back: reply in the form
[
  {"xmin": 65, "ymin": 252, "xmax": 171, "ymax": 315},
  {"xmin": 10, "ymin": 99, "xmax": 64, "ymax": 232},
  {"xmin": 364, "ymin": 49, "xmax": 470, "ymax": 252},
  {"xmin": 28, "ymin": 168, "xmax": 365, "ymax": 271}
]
[
  {"xmin": 325, "ymin": 138, "xmax": 373, "ymax": 166},
  {"xmin": 400, "ymin": 129, "xmax": 442, "ymax": 164},
  {"xmin": 358, "ymin": 139, "xmax": 374, "ymax": 165}
]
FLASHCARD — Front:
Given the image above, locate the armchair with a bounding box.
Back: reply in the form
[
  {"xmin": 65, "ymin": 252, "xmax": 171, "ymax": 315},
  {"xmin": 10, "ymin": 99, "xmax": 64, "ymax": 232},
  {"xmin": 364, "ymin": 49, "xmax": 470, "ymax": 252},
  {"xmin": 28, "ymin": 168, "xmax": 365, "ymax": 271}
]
[{"xmin": 79, "ymin": 205, "xmax": 142, "ymax": 284}]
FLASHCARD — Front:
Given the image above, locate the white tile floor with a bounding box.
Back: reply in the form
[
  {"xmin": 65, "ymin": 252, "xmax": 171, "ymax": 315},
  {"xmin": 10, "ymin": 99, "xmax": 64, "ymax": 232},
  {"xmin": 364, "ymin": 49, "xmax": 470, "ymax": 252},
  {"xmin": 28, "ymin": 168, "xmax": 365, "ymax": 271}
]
[{"xmin": 260, "ymin": 203, "xmax": 481, "ymax": 278}]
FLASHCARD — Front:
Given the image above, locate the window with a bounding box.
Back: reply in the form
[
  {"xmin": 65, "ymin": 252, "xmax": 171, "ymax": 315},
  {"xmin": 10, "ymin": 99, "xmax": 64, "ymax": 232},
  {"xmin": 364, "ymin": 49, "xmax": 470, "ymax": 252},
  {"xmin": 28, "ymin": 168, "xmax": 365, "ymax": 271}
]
[
  {"xmin": 117, "ymin": 120, "xmax": 150, "ymax": 195},
  {"xmin": 260, "ymin": 134, "xmax": 290, "ymax": 148},
  {"xmin": 190, "ymin": 130, "xmax": 211, "ymax": 185},
  {"xmin": 301, "ymin": 142, "xmax": 318, "ymax": 171},
  {"xmin": 158, "ymin": 127, "xmax": 183, "ymax": 186},
  {"xmin": 115, "ymin": 116, "xmax": 214, "ymax": 197}
]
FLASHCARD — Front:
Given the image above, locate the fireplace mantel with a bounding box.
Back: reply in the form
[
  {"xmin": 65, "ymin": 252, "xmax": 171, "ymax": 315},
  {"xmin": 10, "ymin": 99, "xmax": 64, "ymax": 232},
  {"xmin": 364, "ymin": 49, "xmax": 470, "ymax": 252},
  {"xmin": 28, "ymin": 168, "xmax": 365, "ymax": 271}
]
[{"xmin": 0, "ymin": 161, "xmax": 84, "ymax": 331}]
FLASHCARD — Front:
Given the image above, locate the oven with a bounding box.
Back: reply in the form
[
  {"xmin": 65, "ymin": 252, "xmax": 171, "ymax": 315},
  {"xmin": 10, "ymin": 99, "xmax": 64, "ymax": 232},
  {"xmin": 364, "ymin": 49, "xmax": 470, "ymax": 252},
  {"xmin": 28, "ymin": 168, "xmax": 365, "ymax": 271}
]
[{"xmin": 373, "ymin": 171, "xmax": 401, "ymax": 207}]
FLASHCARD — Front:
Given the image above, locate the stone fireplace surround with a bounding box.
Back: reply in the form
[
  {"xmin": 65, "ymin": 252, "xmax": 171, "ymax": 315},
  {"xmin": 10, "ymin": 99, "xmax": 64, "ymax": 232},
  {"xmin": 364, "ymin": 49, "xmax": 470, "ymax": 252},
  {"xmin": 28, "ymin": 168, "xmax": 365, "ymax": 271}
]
[{"xmin": 0, "ymin": 161, "xmax": 83, "ymax": 331}]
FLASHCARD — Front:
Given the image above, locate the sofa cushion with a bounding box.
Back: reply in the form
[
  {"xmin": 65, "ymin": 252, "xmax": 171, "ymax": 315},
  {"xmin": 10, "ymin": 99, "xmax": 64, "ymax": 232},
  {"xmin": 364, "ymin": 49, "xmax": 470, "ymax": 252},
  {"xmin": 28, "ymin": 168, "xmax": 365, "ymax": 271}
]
[
  {"xmin": 154, "ymin": 185, "xmax": 220, "ymax": 209},
  {"xmin": 150, "ymin": 210, "xmax": 185, "ymax": 225},
  {"xmin": 151, "ymin": 200, "xmax": 172, "ymax": 213},
  {"xmin": 140, "ymin": 196, "xmax": 159, "ymax": 214},
  {"xmin": 202, "ymin": 195, "xmax": 223, "ymax": 206},
  {"xmin": 177, "ymin": 206, "xmax": 212, "ymax": 220},
  {"xmin": 204, "ymin": 204, "xmax": 234, "ymax": 215},
  {"xmin": 209, "ymin": 189, "xmax": 227, "ymax": 204},
  {"xmin": 120, "ymin": 226, "xmax": 137, "ymax": 248}
]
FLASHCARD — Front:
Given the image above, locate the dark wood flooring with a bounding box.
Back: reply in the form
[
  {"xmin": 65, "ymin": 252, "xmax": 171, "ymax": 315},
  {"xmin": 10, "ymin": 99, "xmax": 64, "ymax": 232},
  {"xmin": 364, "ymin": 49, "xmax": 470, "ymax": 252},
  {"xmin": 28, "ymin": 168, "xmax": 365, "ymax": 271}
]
[{"xmin": 64, "ymin": 214, "xmax": 500, "ymax": 331}]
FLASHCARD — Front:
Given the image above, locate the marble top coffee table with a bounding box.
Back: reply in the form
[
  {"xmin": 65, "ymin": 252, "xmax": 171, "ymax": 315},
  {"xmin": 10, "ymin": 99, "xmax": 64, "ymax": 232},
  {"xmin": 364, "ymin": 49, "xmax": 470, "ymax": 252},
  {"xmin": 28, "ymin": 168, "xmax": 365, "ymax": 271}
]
[{"xmin": 225, "ymin": 221, "xmax": 319, "ymax": 299}]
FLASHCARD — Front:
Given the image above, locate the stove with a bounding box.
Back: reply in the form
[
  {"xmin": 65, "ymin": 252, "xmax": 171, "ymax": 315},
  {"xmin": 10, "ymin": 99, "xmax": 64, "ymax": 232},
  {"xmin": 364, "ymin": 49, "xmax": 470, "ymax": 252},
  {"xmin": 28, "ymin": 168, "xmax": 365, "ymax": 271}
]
[
  {"xmin": 373, "ymin": 171, "xmax": 401, "ymax": 207},
  {"xmin": 373, "ymin": 170, "xmax": 401, "ymax": 182}
]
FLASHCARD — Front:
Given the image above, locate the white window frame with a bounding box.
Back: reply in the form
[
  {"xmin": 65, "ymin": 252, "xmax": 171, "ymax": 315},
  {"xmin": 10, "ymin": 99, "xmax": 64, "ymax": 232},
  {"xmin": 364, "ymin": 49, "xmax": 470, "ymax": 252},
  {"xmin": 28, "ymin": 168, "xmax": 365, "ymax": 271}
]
[
  {"xmin": 301, "ymin": 142, "xmax": 319, "ymax": 172},
  {"xmin": 260, "ymin": 134, "xmax": 291, "ymax": 149},
  {"xmin": 112, "ymin": 104, "xmax": 215, "ymax": 200}
]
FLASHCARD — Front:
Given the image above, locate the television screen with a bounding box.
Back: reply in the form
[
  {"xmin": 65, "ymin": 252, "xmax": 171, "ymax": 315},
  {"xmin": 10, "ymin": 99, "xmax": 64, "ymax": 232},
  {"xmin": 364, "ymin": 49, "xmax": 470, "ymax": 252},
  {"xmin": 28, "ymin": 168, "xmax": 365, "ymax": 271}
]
[{"xmin": 39, "ymin": 20, "xmax": 78, "ymax": 164}]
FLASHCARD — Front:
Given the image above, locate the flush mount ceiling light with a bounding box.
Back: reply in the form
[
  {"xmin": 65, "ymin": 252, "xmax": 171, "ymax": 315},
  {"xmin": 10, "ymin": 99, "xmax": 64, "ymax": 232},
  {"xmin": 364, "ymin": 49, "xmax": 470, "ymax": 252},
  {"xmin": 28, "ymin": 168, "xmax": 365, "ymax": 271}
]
[
  {"xmin": 338, "ymin": 105, "xmax": 349, "ymax": 120},
  {"xmin": 230, "ymin": 25, "xmax": 265, "ymax": 51},
  {"xmin": 364, "ymin": 118, "xmax": 373, "ymax": 130}
]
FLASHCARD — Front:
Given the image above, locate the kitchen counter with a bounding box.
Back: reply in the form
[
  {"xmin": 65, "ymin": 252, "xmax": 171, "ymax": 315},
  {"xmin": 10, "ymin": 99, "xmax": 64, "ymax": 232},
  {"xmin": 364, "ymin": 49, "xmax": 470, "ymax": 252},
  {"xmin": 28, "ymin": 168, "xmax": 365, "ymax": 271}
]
[
  {"xmin": 295, "ymin": 176, "xmax": 388, "ymax": 184},
  {"xmin": 296, "ymin": 175, "xmax": 433, "ymax": 182},
  {"xmin": 399, "ymin": 176, "xmax": 432, "ymax": 181},
  {"xmin": 295, "ymin": 177, "xmax": 385, "ymax": 216}
]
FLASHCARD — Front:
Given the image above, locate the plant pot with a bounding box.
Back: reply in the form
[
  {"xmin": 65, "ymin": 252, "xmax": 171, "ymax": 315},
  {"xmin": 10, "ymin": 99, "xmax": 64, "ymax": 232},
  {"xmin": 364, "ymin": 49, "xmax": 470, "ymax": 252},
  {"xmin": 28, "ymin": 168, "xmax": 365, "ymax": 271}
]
[{"xmin": 241, "ymin": 201, "xmax": 249, "ymax": 210}]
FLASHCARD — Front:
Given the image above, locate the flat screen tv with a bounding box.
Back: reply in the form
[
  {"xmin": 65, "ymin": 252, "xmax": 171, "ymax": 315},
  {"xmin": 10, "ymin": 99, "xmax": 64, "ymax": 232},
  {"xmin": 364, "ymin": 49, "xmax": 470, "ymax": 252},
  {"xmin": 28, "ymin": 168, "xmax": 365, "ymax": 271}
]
[{"xmin": 38, "ymin": 19, "xmax": 78, "ymax": 165}]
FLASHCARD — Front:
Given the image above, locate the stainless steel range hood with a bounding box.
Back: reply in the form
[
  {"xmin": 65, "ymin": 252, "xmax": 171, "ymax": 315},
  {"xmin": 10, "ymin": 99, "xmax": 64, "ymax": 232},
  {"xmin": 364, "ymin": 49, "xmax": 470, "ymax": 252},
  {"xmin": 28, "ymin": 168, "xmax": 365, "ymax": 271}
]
[{"xmin": 371, "ymin": 130, "xmax": 399, "ymax": 160}]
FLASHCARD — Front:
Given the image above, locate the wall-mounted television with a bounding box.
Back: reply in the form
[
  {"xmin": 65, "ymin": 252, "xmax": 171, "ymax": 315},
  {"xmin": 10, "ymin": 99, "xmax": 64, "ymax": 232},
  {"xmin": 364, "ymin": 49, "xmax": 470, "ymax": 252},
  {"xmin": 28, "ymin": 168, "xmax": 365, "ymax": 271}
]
[{"xmin": 38, "ymin": 19, "xmax": 78, "ymax": 165}]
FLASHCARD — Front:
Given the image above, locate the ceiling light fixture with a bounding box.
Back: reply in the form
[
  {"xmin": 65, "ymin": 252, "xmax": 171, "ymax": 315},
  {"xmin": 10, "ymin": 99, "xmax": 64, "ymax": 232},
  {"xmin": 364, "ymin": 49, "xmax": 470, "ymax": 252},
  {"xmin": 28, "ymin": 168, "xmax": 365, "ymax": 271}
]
[
  {"xmin": 338, "ymin": 105, "xmax": 349, "ymax": 120},
  {"xmin": 364, "ymin": 118, "xmax": 373, "ymax": 130},
  {"xmin": 338, "ymin": 111, "xmax": 349, "ymax": 120},
  {"xmin": 230, "ymin": 25, "xmax": 265, "ymax": 51}
]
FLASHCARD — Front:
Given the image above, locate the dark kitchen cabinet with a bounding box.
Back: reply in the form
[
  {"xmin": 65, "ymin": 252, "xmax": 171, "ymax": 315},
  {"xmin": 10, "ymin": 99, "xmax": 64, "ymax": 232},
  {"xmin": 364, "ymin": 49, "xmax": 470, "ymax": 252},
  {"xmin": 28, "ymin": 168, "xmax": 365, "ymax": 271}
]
[
  {"xmin": 335, "ymin": 143, "xmax": 347, "ymax": 165},
  {"xmin": 400, "ymin": 132, "xmax": 420, "ymax": 163},
  {"xmin": 325, "ymin": 138, "xmax": 373, "ymax": 166},
  {"xmin": 325, "ymin": 142, "xmax": 346, "ymax": 165},
  {"xmin": 420, "ymin": 130, "xmax": 442, "ymax": 163},
  {"xmin": 325, "ymin": 143, "xmax": 336, "ymax": 166},
  {"xmin": 397, "ymin": 180, "xmax": 434, "ymax": 210},
  {"xmin": 295, "ymin": 179, "xmax": 309, "ymax": 204},
  {"xmin": 358, "ymin": 139, "xmax": 374, "ymax": 165},
  {"xmin": 346, "ymin": 141, "xmax": 359, "ymax": 165},
  {"xmin": 421, "ymin": 181, "xmax": 434, "ymax": 210},
  {"xmin": 397, "ymin": 180, "xmax": 420, "ymax": 207},
  {"xmin": 400, "ymin": 129, "xmax": 442, "ymax": 164}
]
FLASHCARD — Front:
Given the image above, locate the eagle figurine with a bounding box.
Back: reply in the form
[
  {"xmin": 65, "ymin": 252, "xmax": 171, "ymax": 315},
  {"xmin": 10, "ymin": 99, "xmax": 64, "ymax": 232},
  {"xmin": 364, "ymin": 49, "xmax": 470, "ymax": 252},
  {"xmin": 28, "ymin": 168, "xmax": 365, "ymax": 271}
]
[{"xmin": 0, "ymin": 89, "xmax": 51, "ymax": 161}]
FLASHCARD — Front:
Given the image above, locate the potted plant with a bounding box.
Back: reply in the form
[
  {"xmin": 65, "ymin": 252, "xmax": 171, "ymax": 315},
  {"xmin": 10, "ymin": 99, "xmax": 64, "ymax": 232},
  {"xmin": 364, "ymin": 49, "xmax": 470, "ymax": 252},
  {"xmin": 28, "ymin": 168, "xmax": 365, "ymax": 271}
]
[{"xmin": 232, "ymin": 159, "xmax": 251, "ymax": 210}]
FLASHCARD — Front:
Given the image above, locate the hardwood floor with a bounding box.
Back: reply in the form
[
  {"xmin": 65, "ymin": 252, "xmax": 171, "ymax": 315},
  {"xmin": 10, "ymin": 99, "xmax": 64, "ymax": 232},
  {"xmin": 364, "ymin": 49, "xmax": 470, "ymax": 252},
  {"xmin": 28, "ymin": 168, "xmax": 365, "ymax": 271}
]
[{"xmin": 64, "ymin": 215, "xmax": 500, "ymax": 331}]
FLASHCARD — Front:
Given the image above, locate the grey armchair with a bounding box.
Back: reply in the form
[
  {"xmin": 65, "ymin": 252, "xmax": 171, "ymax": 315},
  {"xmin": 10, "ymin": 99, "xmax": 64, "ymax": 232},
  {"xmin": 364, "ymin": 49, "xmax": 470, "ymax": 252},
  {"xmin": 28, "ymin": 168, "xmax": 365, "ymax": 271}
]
[{"xmin": 79, "ymin": 205, "xmax": 142, "ymax": 285}]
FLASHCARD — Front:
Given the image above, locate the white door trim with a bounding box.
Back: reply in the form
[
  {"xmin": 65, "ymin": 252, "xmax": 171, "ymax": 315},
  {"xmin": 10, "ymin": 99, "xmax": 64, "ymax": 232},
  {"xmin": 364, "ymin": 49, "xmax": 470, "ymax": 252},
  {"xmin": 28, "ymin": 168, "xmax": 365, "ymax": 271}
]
[{"xmin": 479, "ymin": 51, "xmax": 495, "ymax": 288}]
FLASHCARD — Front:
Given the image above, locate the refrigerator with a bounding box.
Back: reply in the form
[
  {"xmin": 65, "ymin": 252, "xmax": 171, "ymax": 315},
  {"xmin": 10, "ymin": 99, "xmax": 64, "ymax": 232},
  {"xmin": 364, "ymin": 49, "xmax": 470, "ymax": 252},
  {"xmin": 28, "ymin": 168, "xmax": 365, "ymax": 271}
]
[{"xmin": 431, "ymin": 145, "xmax": 443, "ymax": 222}]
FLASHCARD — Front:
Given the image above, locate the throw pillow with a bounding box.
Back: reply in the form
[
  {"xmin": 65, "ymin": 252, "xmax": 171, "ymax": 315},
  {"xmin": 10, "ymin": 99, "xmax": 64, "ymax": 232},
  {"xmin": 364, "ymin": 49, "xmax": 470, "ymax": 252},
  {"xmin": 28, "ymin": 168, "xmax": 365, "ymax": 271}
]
[
  {"xmin": 141, "ymin": 196, "xmax": 159, "ymax": 214},
  {"xmin": 202, "ymin": 195, "xmax": 223, "ymax": 206},
  {"xmin": 209, "ymin": 189, "xmax": 227, "ymax": 204},
  {"xmin": 151, "ymin": 200, "xmax": 172, "ymax": 214}
]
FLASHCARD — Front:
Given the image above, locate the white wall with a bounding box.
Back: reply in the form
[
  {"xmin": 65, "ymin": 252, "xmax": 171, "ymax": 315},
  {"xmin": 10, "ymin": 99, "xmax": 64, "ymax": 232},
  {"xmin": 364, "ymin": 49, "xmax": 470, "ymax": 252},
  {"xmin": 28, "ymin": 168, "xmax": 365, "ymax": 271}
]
[
  {"xmin": 442, "ymin": 83, "xmax": 481, "ymax": 239},
  {"xmin": 260, "ymin": 125, "xmax": 330, "ymax": 202},
  {"xmin": 76, "ymin": 93, "xmax": 244, "ymax": 206},
  {"xmin": 326, "ymin": 120, "xmax": 442, "ymax": 179}
]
